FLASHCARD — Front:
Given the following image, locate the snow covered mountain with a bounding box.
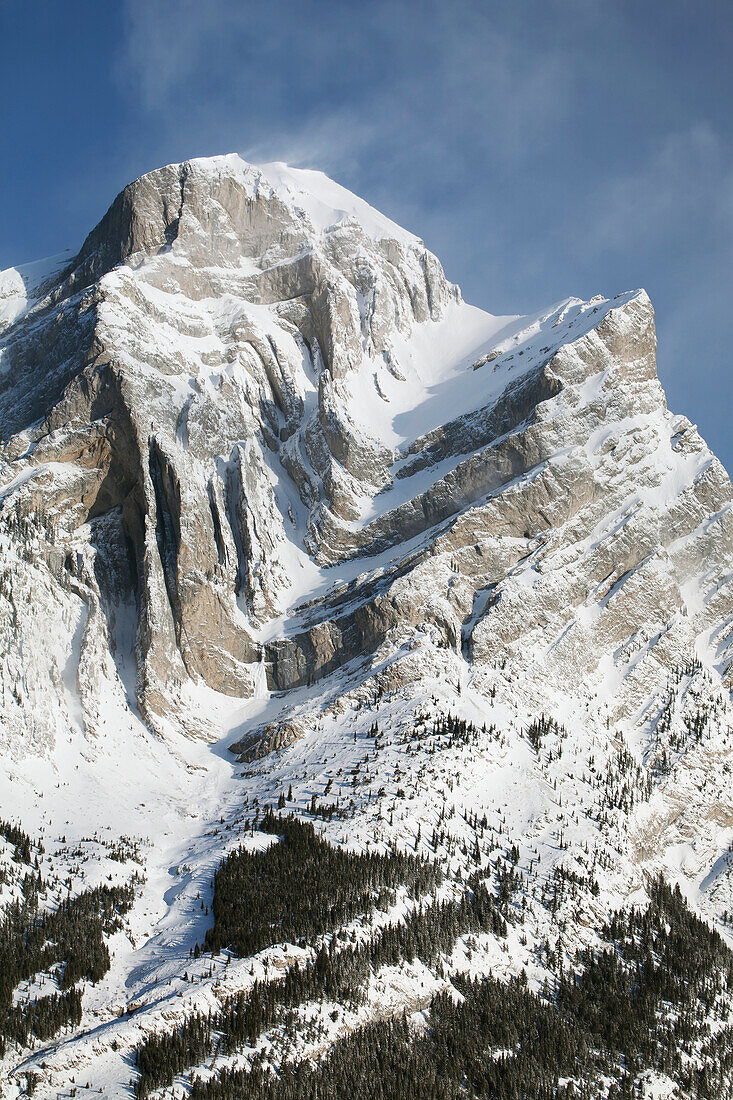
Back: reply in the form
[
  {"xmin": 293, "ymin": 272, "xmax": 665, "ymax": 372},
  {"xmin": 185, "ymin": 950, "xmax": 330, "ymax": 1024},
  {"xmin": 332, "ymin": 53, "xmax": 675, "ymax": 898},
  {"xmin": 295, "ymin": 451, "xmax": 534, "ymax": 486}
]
[{"xmin": 1, "ymin": 154, "xmax": 733, "ymax": 1098}]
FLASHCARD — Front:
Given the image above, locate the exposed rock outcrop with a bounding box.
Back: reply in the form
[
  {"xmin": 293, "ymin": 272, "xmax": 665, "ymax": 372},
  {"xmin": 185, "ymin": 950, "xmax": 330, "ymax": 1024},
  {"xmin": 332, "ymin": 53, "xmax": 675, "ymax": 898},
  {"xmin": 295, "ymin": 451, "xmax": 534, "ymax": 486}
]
[{"xmin": 0, "ymin": 155, "xmax": 731, "ymax": 753}]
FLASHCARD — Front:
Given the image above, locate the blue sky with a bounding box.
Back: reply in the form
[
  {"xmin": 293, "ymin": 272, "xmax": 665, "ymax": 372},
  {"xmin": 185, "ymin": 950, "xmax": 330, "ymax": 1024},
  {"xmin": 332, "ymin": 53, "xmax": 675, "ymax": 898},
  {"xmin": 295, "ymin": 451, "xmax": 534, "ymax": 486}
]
[{"xmin": 2, "ymin": 1, "xmax": 731, "ymax": 468}]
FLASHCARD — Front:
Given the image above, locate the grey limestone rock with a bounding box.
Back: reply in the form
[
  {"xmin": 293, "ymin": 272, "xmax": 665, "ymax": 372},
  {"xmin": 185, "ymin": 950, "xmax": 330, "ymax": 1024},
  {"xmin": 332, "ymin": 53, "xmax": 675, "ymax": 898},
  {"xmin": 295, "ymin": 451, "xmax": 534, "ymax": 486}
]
[{"xmin": 0, "ymin": 156, "xmax": 730, "ymax": 750}]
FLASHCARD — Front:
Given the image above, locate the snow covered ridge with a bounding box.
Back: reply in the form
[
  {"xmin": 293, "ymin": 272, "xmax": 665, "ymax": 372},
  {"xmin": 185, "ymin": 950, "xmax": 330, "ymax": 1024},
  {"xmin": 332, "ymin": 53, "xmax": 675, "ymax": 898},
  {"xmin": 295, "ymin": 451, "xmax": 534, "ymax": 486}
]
[
  {"xmin": 0, "ymin": 155, "xmax": 733, "ymax": 1094},
  {"xmin": 255, "ymin": 159, "xmax": 422, "ymax": 246},
  {"xmin": 0, "ymin": 251, "xmax": 71, "ymax": 331}
]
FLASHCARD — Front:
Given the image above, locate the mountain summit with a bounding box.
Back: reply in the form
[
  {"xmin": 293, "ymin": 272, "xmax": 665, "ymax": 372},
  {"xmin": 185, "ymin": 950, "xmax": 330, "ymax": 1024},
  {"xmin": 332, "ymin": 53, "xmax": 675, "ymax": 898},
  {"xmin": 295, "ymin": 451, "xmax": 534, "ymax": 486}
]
[{"xmin": 1, "ymin": 156, "xmax": 733, "ymax": 1096}]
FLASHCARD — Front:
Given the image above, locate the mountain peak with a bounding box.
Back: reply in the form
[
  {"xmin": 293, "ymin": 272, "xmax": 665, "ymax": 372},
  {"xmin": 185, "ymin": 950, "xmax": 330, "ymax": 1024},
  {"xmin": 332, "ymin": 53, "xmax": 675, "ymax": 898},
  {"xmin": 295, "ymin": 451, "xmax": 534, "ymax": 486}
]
[
  {"xmin": 1, "ymin": 155, "xmax": 733, "ymax": 1096},
  {"xmin": 52, "ymin": 154, "xmax": 424, "ymax": 304},
  {"xmin": 254, "ymin": 159, "xmax": 422, "ymax": 246}
]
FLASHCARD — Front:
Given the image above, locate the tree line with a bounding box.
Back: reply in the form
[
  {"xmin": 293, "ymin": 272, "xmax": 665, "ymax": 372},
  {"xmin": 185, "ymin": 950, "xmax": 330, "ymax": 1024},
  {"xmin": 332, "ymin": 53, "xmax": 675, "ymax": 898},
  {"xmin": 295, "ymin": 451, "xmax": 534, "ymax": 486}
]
[
  {"xmin": 204, "ymin": 810, "xmax": 443, "ymax": 958},
  {"xmin": 0, "ymin": 861, "xmax": 135, "ymax": 1053},
  {"xmin": 141, "ymin": 872, "xmax": 733, "ymax": 1099},
  {"xmin": 0, "ymin": 818, "xmax": 36, "ymax": 865},
  {"xmin": 134, "ymin": 828, "xmax": 506, "ymax": 1098}
]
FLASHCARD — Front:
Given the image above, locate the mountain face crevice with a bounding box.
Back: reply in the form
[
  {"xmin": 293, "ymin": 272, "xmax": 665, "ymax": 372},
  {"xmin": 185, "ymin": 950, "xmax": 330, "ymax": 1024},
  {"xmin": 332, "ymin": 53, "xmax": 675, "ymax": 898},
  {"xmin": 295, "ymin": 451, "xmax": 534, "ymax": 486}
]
[{"xmin": 148, "ymin": 435, "xmax": 182, "ymax": 627}]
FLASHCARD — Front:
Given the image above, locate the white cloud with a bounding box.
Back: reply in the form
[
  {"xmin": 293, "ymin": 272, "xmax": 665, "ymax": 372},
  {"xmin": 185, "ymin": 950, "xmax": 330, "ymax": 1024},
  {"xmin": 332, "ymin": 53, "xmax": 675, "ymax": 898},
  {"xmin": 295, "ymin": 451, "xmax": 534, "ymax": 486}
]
[
  {"xmin": 118, "ymin": 0, "xmax": 575, "ymax": 172},
  {"xmin": 120, "ymin": 0, "xmax": 241, "ymax": 109},
  {"xmin": 578, "ymin": 123, "xmax": 733, "ymax": 254}
]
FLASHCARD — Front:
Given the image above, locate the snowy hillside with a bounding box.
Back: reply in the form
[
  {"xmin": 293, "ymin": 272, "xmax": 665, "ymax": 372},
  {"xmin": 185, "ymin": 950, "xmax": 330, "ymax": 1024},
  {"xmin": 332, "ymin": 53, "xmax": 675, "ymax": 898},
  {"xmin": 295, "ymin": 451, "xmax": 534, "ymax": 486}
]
[{"xmin": 1, "ymin": 154, "xmax": 733, "ymax": 1098}]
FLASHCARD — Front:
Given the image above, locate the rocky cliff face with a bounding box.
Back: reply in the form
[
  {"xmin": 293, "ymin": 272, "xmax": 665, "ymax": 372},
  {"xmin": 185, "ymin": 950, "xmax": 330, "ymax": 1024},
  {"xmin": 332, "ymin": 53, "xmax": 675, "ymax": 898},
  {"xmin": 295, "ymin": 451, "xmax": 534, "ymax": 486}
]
[
  {"xmin": 1, "ymin": 156, "xmax": 733, "ymax": 1097},
  {"xmin": 1, "ymin": 155, "xmax": 730, "ymax": 747},
  {"xmin": 0, "ymin": 156, "xmax": 461, "ymax": 734}
]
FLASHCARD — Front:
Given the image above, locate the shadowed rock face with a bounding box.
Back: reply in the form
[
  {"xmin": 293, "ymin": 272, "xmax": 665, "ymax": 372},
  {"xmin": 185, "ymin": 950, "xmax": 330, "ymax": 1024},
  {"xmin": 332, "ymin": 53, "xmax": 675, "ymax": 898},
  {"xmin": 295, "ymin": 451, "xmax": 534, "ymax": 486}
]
[{"xmin": 0, "ymin": 154, "xmax": 732, "ymax": 749}]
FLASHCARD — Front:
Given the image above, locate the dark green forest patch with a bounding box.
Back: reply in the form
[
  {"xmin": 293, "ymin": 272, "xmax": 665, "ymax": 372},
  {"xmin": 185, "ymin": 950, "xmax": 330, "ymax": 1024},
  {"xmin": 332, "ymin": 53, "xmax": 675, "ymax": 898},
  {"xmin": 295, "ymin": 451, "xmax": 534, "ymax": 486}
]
[
  {"xmin": 204, "ymin": 810, "xmax": 443, "ymax": 957},
  {"xmin": 149, "ymin": 873, "xmax": 733, "ymax": 1100}
]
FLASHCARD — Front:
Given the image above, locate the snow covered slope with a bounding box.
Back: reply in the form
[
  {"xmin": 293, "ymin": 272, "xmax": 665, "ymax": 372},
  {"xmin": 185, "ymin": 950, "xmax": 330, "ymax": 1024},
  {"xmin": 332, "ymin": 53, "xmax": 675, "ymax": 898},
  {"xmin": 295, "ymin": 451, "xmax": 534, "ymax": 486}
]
[{"xmin": 1, "ymin": 155, "xmax": 733, "ymax": 1097}]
